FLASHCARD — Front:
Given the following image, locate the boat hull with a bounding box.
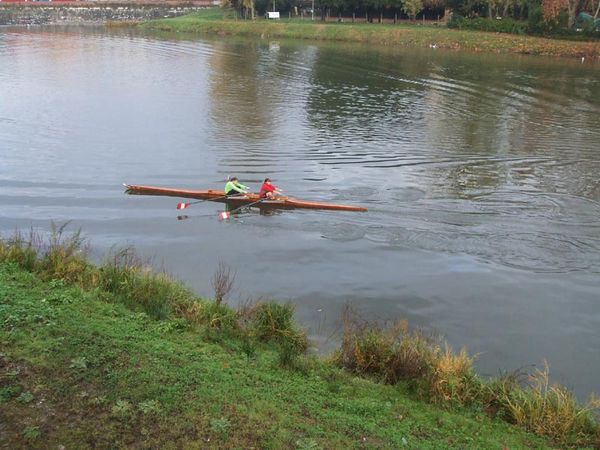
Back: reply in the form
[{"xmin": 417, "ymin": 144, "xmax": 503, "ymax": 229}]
[{"xmin": 124, "ymin": 184, "xmax": 368, "ymax": 212}]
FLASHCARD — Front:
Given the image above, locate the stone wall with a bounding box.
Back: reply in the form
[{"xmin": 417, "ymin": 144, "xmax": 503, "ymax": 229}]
[{"xmin": 0, "ymin": 3, "xmax": 212, "ymax": 25}]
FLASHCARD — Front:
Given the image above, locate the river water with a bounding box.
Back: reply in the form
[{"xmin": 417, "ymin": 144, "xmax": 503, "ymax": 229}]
[{"xmin": 1, "ymin": 26, "xmax": 599, "ymax": 397}]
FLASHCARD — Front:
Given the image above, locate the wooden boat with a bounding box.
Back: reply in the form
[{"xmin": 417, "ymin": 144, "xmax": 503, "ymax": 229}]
[{"xmin": 124, "ymin": 184, "xmax": 368, "ymax": 212}]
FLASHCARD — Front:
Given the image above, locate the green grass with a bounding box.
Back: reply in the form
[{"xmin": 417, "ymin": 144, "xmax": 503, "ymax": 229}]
[
  {"xmin": 139, "ymin": 9, "xmax": 600, "ymax": 59},
  {"xmin": 0, "ymin": 263, "xmax": 557, "ymax": 449},
  {"xmin": 1, "ymin": 228, "xmax": 599, "ymax": 448}
]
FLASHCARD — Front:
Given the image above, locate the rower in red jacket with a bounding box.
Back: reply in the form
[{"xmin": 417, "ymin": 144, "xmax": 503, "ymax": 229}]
[{"xmin": 259, "ymin": 178, "xmax": 283, "ymax": 199}]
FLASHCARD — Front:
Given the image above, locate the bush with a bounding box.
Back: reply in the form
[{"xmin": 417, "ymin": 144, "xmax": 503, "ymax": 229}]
[
  {"xmin": 527, "ymin": 3, "xmax": 546, "ymax": 34},
  {"xmin": 337, "ymin": 312, "xmax": 481, "ymax": 404},
  {"xmin": 448, "ymin": 15, "xmax": 528, "ymax": 34},
  {"xmin": 337, "ymin": 315, "xmax": 438, "ymax": 384},
  {"xmin": 0, "ymin": 225, "xmax": 96, "ymax": 285},
  {"xmin": 98, "ymin": 247, "xmax": 199, "ymax": 320},
  {"xmin": 196, "ymin": 301, "xmax": 239, "ymax": 330},
  {"xmin": 494, "ymin": 363, "xmax": 600, "ymax": 444},
  {"xmin": 0, "ymin": 231, "xmax": 38, "ymax": 271},
  {"xmin": 446, "ymin": 12, "xmax": 464, "ymax": 29},
  {"xmin": 37, "ymin": 223, "xmax": 93, "ymax": 285},
  {"xmin": 249, "ymin": 301, "xmax": 308, "ymax": 353},
  {"xmin": 427, "ymin": 345, "xmax": 481, "ymax": 405}
]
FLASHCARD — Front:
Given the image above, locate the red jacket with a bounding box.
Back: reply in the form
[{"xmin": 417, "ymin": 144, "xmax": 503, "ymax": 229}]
[{"xmin": 259, "ymin": 183, "xmax": 276, "ymax": 198}]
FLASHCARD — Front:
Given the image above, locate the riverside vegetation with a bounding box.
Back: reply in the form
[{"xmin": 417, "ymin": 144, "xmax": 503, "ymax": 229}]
[
  {"xmin": 140, "ymin": 9, "xmax": 600, "ymax": 59},
  {"xmin": 1, "ymin": 225, "xmax": 599, "ymax": 448}
]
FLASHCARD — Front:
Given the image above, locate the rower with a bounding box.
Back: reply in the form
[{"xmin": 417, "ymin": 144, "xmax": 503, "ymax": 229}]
[
  {"xmin": 224, "ymin": 177, "xmax": 249, "ymax": 196},
  {"xmin": 259, "ymin": 178, "xmax": 283, "ymax": 199}
]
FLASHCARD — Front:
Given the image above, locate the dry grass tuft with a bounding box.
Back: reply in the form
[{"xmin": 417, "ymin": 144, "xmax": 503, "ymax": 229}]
[
  {"xmin": 1, "ymin": 224, "xmax": 93, "ymax": 285},
  {"xmin": 498, "ymin": 362, "xmax": 600, "ymax": 443},
  {"xmin": 428, "ymin": 344, "xmax": 480, "ymax": 405},
  {"xmin": 336, "ymin": 309, "xmax": 600, "ymax": 444},
  {"xmin": 337, "ymin": 308, "xmax": 482, "ymax": 405}
]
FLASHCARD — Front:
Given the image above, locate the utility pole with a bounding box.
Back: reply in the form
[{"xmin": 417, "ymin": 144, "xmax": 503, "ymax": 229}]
[{"xmin": 312, "ymin": 0, "xmax": 314, "ymax": 20}]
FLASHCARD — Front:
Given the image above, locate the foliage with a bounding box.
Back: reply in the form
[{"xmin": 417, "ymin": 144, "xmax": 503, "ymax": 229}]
[
  {"xmin": 248, "ymin": 301, "xmax": 308, "ymax": 352},
  {"xmin": 22, "ymin": 426, "xmax": 41, "ymax": 441},
  {"xmin": 0, "ymin": 224, "xmax": 93, "ymax": 284},
  {"xmin": 496, "ymin": 363, "xmax": 600, "ymax": 442},
  {"xmin": 16, "ymin": 391, "xmax": 34, "ymax": 404},
  {"xmin": 138, "ymin": 399, "xmax": 162, "ymax": 416},
  {"xmin": 541, "ymin": 0, "xmax": 568, "ymax": 22},
  {"xmin": 0, "ymin": 230, "xmax": 599, "ymax": 447},
  {"xmin": 111, "ymin": 400, "xmax": 134, "ymax": 421},
  {"xmin": 69, "ymin": 356, "xmax": 89, "ymax": 370},
  {"xmin": 210, "ymin": 416, "xmax": 232, "ymax": 437},
  {"xmin": 402, "ymin": 0, "xmax": 424, "ymax": 19},
  {"xmin": 295, "ymin": 438, "xmax": 322, "ymax": 450},
  {"xmin": 0, "ymin": 230, "xmax": 38, "ymax": 271},
  {"xmin": 337, "ymin": 312, "xmax": 476, "ymax": 397},
  {"xmin": 448, "ymin": 14, "xmax": 529, "ymax": 33},
  {"xmin": 336, "ymin": 309, "xmax": 599, "ymax": 445},
  {"xmin": 527, "ymin": 2, "xmax": 548, "ymax": 33},
  {"xmin": 0, "ymin": 261, "xmax": 556, "ymax": 449}
]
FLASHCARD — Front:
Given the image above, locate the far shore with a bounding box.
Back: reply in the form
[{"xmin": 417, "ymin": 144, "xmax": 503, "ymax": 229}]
[{"xmin": 140, "ymin": 10, "xmax": 600, "ymax": 59}]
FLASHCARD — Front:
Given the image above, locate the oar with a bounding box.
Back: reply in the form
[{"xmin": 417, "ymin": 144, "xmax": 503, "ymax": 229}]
[
  {"xmin": 176, "ymin": 194, "xmax": 229, "ymax": 210},
  {"xmin": 218, "ymin": 198, "xmax": 266, "ymax": 220}
]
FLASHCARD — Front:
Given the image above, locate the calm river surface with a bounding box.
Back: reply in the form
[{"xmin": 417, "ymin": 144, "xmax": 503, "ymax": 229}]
[{"xmin": 1, "ymin": 26, "xmax": 599, "ymax": 397}]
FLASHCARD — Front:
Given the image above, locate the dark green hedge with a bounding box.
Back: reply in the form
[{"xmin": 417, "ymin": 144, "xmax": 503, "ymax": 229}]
[{"xmin": 448, "ymin": 14, "xmax": 528, "ymax": 34}]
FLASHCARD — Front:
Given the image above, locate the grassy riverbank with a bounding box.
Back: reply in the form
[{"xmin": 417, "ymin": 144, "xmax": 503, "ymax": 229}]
[
  {"xmin": 1, "ymin": 228, "xmax": 598, "ymax": 448},
  {"xmin": 140, "ymin": 9, "xmax": 600, "ymax": 59}
]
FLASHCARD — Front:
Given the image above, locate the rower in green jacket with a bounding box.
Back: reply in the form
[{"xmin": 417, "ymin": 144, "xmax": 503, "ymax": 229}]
[{"xmin": 224, "ymin": 177, "xmax": 249, "ymax": 196}]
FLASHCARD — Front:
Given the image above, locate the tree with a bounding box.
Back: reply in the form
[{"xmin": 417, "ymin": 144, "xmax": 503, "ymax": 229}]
[
  {"xmin": 403, "ymin": 0, "xmax": 424, "ymax": 19},
  {"xmin": 541, "ymin": 0, "xmax": 566, "ymax": 21},
  {"xmin": 241, "ymin": 0, "xmax": 255, "ymax": 18},
  {"xmin": 422, "ymin": 0, "xmax": 446, "ymax": 17},
  {"xmin": 541, "ymin": 0, "xmax": 584, "ymax": 27}
]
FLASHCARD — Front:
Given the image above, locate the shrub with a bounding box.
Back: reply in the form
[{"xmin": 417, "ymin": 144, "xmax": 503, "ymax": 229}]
[
  {"xmin": 495, "ymin": 362, "xmax": 600, "ymax": 444},
  {"xmin": 427, "ymin": 345, "xmax": 481, "ymax": 405},
  {"xmin": 481, "ymin": 370, "xmax": 524, "ymax": 419},
  {"xmin": 98, "ymin": 247, "xmax": 197, "ymax": 320},
  {"xmin": 448, "ymin": 15, "xmax": 528, "ymax": 34},
  {"xmin": 196, "ymin": 301, "xmax": 239, "ymax": 330},
  {"xmin": 37, "ymin": 223, "xmax": 94, "ymax": 285},
  {"xmin": 0, "ymin": 225, "xmax": 96, "ymax": 284},
  {"xmin": 337, "ymin": 312, "xmax": 481, "ymax": 404},
  {"xmin": 447, "ymin": 12, "xmax": 464, "ymax": 29},
  {"xmin": 0, "ymin": 230, "xmax": 38, "ymax": 271},
  {"xmin": 111, "ymin": 399, "xmax": 134, "ymax": 422},
  {"xmin": 527, "ymin": 3, "xmax": 546, "ymax": 34},
  {"xmin": 249, "ymin": 301, "xmax": 307, "ymax": 353},
  {"xmin": 337, "ymin": 314, "xmax": 437, "ymax": 384}
]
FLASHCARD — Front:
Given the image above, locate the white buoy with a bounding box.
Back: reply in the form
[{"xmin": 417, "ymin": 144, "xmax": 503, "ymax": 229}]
[{"xmin": 582, "ymin": 56, "xmax": 585, "ymax": 63}]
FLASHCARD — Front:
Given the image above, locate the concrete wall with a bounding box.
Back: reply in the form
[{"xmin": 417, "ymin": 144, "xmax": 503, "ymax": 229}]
[{"xmin": 0, "ymin": 3, "xmax": 213, "ymax": 25}]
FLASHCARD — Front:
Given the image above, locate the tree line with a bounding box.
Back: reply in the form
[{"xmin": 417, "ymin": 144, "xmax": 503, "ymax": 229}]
[{"xmin": 224, "ymin": 0, "xmax": 600, "ymax": 34}]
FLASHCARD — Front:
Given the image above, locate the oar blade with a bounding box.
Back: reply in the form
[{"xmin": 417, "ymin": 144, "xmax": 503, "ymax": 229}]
[
  {"xmin": 218, "ymin": 211, "xmax": 231, "ymax": 221},
  {"xmin": 176, "ymin": 202, "xmax": 189, "ymax": 210}
]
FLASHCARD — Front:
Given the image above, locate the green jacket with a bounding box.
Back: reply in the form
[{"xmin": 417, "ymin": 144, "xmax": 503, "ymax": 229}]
[{"xmin": 224, "ymin": 180, "xmax": 248, "ymax": 195}]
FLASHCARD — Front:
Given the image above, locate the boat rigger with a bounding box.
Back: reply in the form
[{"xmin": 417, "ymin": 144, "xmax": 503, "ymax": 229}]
[{"xmin": 124, "ymin": 184, "xmax": 368, "ymax": 212}]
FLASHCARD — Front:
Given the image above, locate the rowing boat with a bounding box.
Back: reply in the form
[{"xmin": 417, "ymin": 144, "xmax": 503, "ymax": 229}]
[{"xmin": 124, "ymin": 184, "xmax": 368, "ymax": 212}]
